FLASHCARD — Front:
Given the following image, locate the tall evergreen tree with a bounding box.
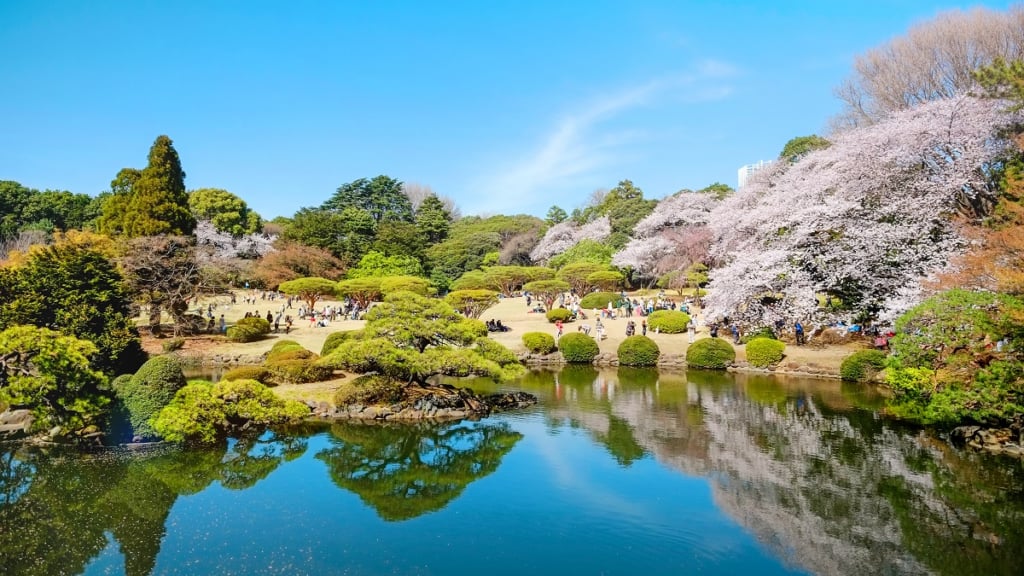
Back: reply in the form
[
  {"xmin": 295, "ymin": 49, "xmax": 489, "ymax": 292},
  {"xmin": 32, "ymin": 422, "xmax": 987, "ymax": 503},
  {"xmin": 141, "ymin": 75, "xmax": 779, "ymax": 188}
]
[
  {"xmin": 102, "ymin": 136, "xmax": 195, "ymax": 237},
  {"xmin": 414, "ymin": 194, "xmax": 452, "ymax": 244},
  {"xmin": 322, "ymin": 175, "xmax": 413, "ymax": 224}
]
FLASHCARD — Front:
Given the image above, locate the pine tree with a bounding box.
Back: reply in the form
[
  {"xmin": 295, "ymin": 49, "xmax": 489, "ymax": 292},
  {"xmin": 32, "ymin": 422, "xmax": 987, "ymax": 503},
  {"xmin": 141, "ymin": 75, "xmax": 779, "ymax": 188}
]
[
  {"xmin": 414, "ymin": 194, "xmax": 452, "ymax": 244},
  {"xmin": 111, "ymin": 136, "xmax": 195, "ymax": 237}
]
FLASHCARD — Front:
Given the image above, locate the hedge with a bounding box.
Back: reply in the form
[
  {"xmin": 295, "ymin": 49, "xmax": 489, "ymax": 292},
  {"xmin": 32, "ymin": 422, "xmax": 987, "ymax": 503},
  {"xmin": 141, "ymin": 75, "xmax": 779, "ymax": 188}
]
[
  {"xmin": 617, "ymin": 336, "xmax": 660, "ymax": 366},
  {"xmin": 559, "ymin": 333, "xmax": 600, "ymax": 363},
  {"xmin": 646, "ymin": 310, "xmax": 691, "ymax": 334},
  {"xmin": 579, "ymin": 292, "xmax": 621, "ymax": 310},
  {"xmin": 686, "ymin": 338, "xmax": 735, "ymax": 369},
  {"xmin": 546, "ymin": 308, "xmax": 574, "ymax": 323},
  {"xmin": 745, "ymin": 337, "xmax": 786, "ymax": 367},
  {"xmin": 523, "ymin": 332, "xmax": 557, "ymax": 354},
  {"xmin": 840, "ymin": 349, "xmax": 888, "ymax": 383}
]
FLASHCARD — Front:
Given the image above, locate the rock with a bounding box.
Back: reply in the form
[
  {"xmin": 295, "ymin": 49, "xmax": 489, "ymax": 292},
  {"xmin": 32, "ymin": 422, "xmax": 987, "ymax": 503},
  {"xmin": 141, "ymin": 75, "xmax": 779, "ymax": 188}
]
[
  {"xmin": 0, "ymin": 409, "xmax": 32, "ymax": 425},
  {"xmin": 950, "ymin": 426, "xmax": 982, "ymax": 444}
]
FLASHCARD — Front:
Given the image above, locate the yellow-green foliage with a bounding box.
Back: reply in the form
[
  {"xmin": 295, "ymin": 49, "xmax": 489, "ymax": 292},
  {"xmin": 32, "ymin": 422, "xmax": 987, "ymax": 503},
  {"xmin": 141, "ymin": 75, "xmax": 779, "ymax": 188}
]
[
  {"xmin": 226, "ymin": 325, "xmax": 262, "ymax": 342},
  {"xmin": 522, "ymin": 332, "xmax": 557, "ymax": 354},
  {"xmin": 647, "ymin": 310, "xmax": 691, "ymax": 334},
  {"xmin": 545, "ymin": 308, "xmax": 573, "ymax": 323},
  {"xmin": 840, "ymin": 350, "xmax": 888, "ymax": 383},
  {"xmin": 152, "ymin": 379, "xmax": 309, "ymax": 444},
  {"xmin": 333, "ymin": 374, "xmax": 405, "ymax": 406},
  {"xmin": 617, "ymin": 335, "xmax": 660, "ymax": 366},
  {"xmin": 559, "ymin": 333, "xmax": 600, "ymax": 363},
  {"xmin": 379, "ymin": 275, "xmax": 432, "ymax": 296},
  {"xmin": 579, "ymin": 292, "xmax": 620, "ymax": 310},
  {"xmin": 686, "ymin": 338, "xmax": 735, "ymax": 369},
  {"xmin": 321, "ymin": 330, "xmax": 364, "ymax": 356},
  {"xmin": 263, "ymin": 340, "xmax": 332, "ymax": 384},
  {"xmin": 745, "ymin": 337, "xmax": 786, "ymax": 367},
  {"xmin": 222, "ymin": 365, "xmax": 271, "ymax": 383}
]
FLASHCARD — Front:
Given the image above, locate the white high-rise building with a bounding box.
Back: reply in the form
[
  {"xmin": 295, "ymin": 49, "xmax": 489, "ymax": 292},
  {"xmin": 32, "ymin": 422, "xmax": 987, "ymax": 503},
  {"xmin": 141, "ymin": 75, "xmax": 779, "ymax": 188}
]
[{"xmin": 737, "ymin": 160, "xmax": 768, "ymax": 189}]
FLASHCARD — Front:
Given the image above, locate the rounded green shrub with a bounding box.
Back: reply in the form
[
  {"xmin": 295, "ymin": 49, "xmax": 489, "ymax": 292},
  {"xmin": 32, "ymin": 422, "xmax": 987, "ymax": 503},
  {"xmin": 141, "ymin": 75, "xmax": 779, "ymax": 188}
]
[
  {"xmin": 321, "ymin": 330, "xmax": 364, "ymax": 356},
  {"xmin": 265, "ymin": 359, "xmax": 334, "ymax": 384},
  {"xmin": 740, "ymin": 327, "xmax": 776, "ymax": 344},
  {"xmin": 545, "ymin": 308, "xmax": 574, "ymax": 323},
  {"xmin": 236, "ymin": 316, "xmax": 271, "ymax": 334},
  {"xmin": 646, "ymin": 310, "xmax": 691, "ymax": 334},
  {"xmin": 617, "ymin": 335, "xmax": 660, "ymax": 366},
  {"xmin": 522, "ymin": 332, "xmax": 557, "ymax": 354},
  {"xmin": 222, "ymin": 365, "xmax": 272, "ymax": 383},
  {"xmin": 579, "ymin": 292, "xmax": 620, "ymax": 310},
  {"xmin": 840, "ymin": 349, "xmax": 888, "ymax": 383},
  {"xmin": 268, "ymin": 348, "xmax": 316, "ymax": 363},
  {"xmin": 686, "ymin": 338, "xmax": 735, "ymax": 369},
  {"xmin": 269, "ymin": 339, "xmax": 303, "ymax": 354},
  {"xmin": 226, "ymin": 324, "xmax": 264, "ymax": 343},
  {"xmin": 745, "ymin": 337, "xmax": 786, "ymax": 367},
  {"xmin": 116, "ymin": 355, "xmax": 187, "ymax": 439},
  {"xmin": 559, "ymin": 332, "xmax": 600, "ymax": 363}
]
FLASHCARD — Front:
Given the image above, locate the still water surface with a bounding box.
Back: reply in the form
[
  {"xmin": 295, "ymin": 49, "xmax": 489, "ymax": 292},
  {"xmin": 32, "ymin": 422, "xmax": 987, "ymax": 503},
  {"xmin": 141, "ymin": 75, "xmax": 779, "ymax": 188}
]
[{"xmin": 2, "ymin": 368, "xmax": 1023, "ymax": 575}]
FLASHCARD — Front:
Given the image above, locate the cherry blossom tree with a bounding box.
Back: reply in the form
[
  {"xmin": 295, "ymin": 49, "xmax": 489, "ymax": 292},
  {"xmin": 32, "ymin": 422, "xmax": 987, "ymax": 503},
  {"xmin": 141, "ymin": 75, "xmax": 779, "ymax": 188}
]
[
  {"xmin": 703, "ymin": 95, "xmax": 1023, "ymax": 327},
  {"xmin": 612, "ymin": 191, "xmax": 719, "ymax": 280},
  {"xmin": 529, "ymin": 216, "xmax": 611, "ymax": 264}
]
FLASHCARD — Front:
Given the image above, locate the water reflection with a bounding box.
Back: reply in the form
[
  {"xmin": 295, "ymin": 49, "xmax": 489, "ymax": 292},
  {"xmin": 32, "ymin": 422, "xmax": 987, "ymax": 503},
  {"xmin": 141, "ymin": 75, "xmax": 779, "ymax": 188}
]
[
  {"xmin": 0, "ymin": 430, "xmax": 305, "ymax": 576},
  {"xmin": 515, "ymin": 369, "xmax": 1024, "ymax": 576},
  {"xmin": 1, "ymin": 369, "xmax": 1022, "ymax": 576},
  {"xmin": 316, "ymin": 420, "xmax": 522, "ymax": 521}
]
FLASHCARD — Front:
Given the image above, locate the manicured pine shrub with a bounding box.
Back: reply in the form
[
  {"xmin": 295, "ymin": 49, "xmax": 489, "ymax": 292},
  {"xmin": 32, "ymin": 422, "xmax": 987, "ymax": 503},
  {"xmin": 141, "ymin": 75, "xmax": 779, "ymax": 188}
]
[
  {"xmin": 646, "ymin": 310, "xmax": 691, "ymax": 334},
  {"xmin": 617, "ymin": 335, "xmax": 660, "ymax": 366},
  {"xmin": 522, "ymin": 332, "xmax": 557, "ymax": 354},
  {"xmin": 116, "ymin": 355, "xmax": 187, "ymax": 439},
  {"xmin": 559, "ymin": 333, "xmax": 600, "ymax": 363},
  {"xmin": 321, "ymin": 330, "xmax": 365, "ymax": 356},
  {"xmin": 745, "ymin": 337, "xmax": 786, "ymax": 367},
  {"xmin": 222, "ymin": 365, "xmax": 272, "ymax": 383},
  {"xmin": 579, "ymin": 292, "xmax": 621, "ymax": 310},
  {"xmin": 839, "ymin": 349, "xmax": 888, "ymax": 382},
  {"xmin": 226, "ymin": 325, "xmax": 265, "ymax": 343},
  {"xmin": 545, "ymin": 308, "xmax": 574, "ymax": 323},
  {"xmin": 686, "ymin": 338, "xmax": 735, "ymax": 369}
]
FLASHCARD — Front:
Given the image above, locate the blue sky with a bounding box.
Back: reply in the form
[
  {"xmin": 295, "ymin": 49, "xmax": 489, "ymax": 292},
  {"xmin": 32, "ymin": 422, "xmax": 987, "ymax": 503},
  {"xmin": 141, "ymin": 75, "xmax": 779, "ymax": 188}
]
[{"xmin": 0, "ymin": 0, "xmax": 1016, "ymax": 219}]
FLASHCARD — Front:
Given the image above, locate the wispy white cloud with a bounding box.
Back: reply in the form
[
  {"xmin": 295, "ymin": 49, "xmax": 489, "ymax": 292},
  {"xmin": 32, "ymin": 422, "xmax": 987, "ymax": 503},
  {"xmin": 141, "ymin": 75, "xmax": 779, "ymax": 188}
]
[{"xmin": 468, "ymin": 62, "xmax": 737, "ymax": 215}]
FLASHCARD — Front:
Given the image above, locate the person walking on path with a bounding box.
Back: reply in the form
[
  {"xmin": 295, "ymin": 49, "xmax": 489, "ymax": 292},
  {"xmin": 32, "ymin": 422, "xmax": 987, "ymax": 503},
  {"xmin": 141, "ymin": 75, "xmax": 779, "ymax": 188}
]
[
  {"xmin": 688, "ymin": 317, "xmax": 697, "ymax": 343},
  {"xmin": 641, "ymin": 319, "xmax": 647, "ymax": 336},
  {"xmin": 731, "ymin": 324, "xmax": 740, "ymax": 344},
  {"xmin": 795, "ymin": 321, "xmax": 805, "ymax": 345},
  {"xmin": 555, "ymin": 319, "xmax": 564, "ymax": 339}
]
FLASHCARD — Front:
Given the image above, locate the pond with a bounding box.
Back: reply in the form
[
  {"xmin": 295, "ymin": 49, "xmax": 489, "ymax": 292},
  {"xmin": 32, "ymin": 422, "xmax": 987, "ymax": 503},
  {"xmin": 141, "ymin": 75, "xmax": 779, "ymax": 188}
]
[{"xmin": 2, "ymin": 368, "xmax": 1023, "ymax": 576}]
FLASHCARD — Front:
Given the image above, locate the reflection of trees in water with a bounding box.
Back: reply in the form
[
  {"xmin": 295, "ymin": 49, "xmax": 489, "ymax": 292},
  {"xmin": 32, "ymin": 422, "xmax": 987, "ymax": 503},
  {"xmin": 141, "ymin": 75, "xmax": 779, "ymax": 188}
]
[
  {"xmin": 0, "ymin": 430, "xmax": 305, "ymax": 576},
  {"xmin": 316, "ymin": 420, "xmax": 522, "ymax": 521},
  {"xmin": 543, "ymin": 368, "xmax": 1024, "ymax": 576}
]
